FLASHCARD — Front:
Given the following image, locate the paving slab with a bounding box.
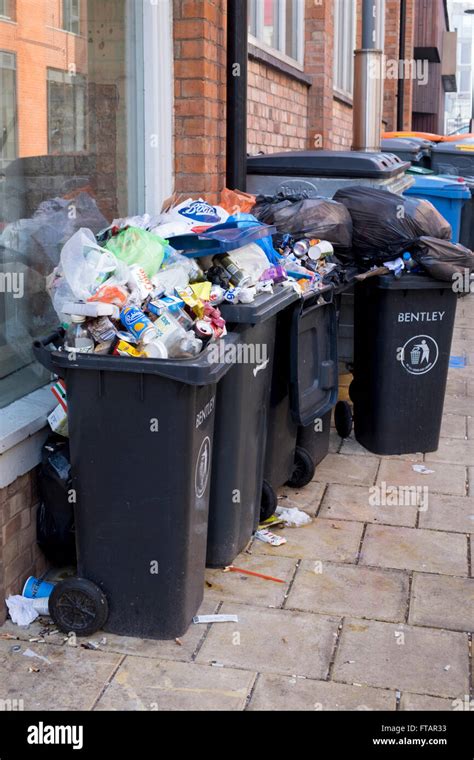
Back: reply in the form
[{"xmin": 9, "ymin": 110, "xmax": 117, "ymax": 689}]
[
  {"xmin": 340, "ymin": 436, "xmax": 423, "ymax": 462},
  {"xmin": 286, "ymin": 560, "xmax": 409, "ymax": 623},
  {"xmin": 319, "ymin": 483, "xmax": 418, "ymax": 527},
  {"xmin": 400, "ymin": 693, "xmax": 457, "ymax": 711},
  {"xmin": 408, "ymin": 573, "xmax": 474, "ymax": 632},
  {"xmin": 0, "ymin": 638, "xmax": 122, "ymax": 711},
  {"xmin": 427, "ymin": 438, "xmax": 474, "ymax": 465},
  {"xmin": 418, "ymin": 493, "xmax": 474, "ymax": 533},
  {"xmin": 94, "ymin": 599, "xmax": 220, "ymax": 662},
  {"xmin": 312, "ymin": 453, "xmax": 380, "ymax": 487},
  {"xmin": 440, "ymin": 414, "xmax": 468, "ymax": 439},
  {"xmin": 204, "ymin": 554, "xmax": 296, "ymax": 608},
  {"xmin": 196, "ymin": 602, "xmax": 340, "ymax": 679},
  {"xmin": 376, "ymin": 458, "xmax": 467, "ymax": 497},
  {"xmin": 333, "ymin": 619, "xmax": 469, "ymax": 698},
  {"xmin": 95, "ymin": 658, "xmax": 255, "ymax": 711},
  {"xmin": 251, "ymin": 518, "xmax": 364, "ymax": 563},
  {"xmin": 360, "ymin": 525, "xmax": 468, "ymax": 576},
  {"xmin": 442, "ymin": 394, "xmax": 473, "ymax": 416},
  {"xmin": 248, "ymin": 673, "xmax": 396, "ymax": 711},
  {"xmin": 277, "ymin": 481, "xmax": 326, "ymax": 516}
]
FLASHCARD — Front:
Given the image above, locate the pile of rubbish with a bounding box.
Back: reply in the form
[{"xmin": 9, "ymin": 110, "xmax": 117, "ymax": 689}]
[
  {"xmin": 333, "ymin": 185, "xmax": 474, "ymax": 282},
  {"xmin": 46, "ymin": 190, "xmax": 347, "ymax": 367}
]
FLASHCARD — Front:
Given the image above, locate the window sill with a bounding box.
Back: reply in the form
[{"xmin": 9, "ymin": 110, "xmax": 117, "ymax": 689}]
[
  {"xmin": 333, "ymin": 90, "xmax": 354, "ymax": 108},
  {"xmin": 0, "ymin": 385, "xmax": 55, "ymax": 489},
  {"xmin": 248, "ymin": 42, "xmax": 312, "ymax": 87}
]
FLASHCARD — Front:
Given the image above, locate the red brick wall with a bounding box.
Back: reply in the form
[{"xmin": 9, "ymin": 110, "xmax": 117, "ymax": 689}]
[
  {"xmin": 173, "ymin": 0, "xmax": 227, "ymax": 200},
  {"xmin": 0, "ymin": 470, "xmax": 48, "ymax": 625},
  {"xmin": 332, "ymin": 99, "xmax": 355, "ymax": 149},
  {"xmin": 247, "ymin": 59, "xmax": 309, "ymax": 154},
  {"xmin": 304, "ymin": 0, "xmax": 335, "ymax": 150}
]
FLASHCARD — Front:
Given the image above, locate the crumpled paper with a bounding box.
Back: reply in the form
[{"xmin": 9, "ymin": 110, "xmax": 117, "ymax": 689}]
[{"xmin": 5, "ymin": 595, "xmax": 39, "ymax": 626}]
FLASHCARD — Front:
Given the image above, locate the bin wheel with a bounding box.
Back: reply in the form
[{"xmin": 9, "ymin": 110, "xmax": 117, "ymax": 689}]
[
  {"xmin": 260, "ymin": 480, "xmax": 278, "ymax": 523},
  {"xmin": 49, "ymin": 578, "xmax": 108, "ymax": 637},
  {"xmin": 335, "ymin": 400, "xmax": 353, "ymax": 439},
  {"xmin": 286, "ymin": 447, "xmax": 315, "ymax": 489}
]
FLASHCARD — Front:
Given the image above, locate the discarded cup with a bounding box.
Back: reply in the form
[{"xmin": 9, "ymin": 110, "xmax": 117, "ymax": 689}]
[{"xmin": 22, "ymin": 576, "xmax": 55, "ymax": 600}]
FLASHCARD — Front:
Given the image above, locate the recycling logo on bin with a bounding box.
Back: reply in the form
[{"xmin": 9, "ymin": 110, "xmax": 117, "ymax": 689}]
[
  {"xmin": 195, "ymin": 436, "xmax": 211, "ymax": 499},
  {"xmin": 398, "ymin": 335, "xmax": 439, "ymax": 376}
]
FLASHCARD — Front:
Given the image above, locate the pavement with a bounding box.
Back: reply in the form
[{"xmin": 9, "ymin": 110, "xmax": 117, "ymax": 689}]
[{"xmin": 1, "ymin": 294, "xmax": 473, "ymax": 711}]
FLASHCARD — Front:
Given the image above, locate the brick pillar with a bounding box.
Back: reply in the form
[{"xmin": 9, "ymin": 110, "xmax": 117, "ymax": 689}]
[
  {"xmin": 304, "ymin": 0, "xmax": 335, "ymax": 150},
  {"xmin": 173, "ymin": 0, "xmax": 227, "ymax": 200}
]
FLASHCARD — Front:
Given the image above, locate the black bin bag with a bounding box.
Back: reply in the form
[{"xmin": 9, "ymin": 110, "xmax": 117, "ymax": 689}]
[
  {"xmin": 413, "ymin": 236, "xmax": 474, "ymax": 282},
  {"xmin": 333, "ymin": 186, "xmax": 452, "ymax": 264},
  {"xmin": 37, "ymin": 436, "xmax": 76, "ymax": 567},
  {"xmin": 253, "ymin": 192, "xmax": 353, "ymax": 260}
]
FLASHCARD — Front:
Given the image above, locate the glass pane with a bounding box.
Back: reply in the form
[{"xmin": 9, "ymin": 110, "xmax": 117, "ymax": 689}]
[
  {"xmin": 248, "ymin": 0, "xmax": 256, "ymax": 35},
  {"xmin": 262, "ymin": 0, "xmax": 279, "ymax": 50},
  {"xmin": 0, "ymin": 0, "xmax": 144, "ymax": 408},
  {"xmin": 285, "ymin": 0, "xmax": 297, "ymax": 59}
]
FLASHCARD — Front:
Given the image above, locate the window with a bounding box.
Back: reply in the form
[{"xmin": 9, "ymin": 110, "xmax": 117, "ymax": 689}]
[
  {"xmin": 459, "ymin": 69, "xmax": 472, "ymax": 94},
  {"xmin": 0, "ymin": 0, "xmax": 13, "ymax": 19},
  {"xmin": 0, "ymin": 0, "xmax": 173, "ymax": 408},
  {"xmin": 334, "ymin": 0, "xmax": 356, "ymax": 98},
  {"xmin": 47, "ymin": 69, "xmax": 87, "ymax": 154},
  {"xmin": 460, "ymin": 41, "xmax": 472, "ymax": 65},
  {"xmin": 0, "ymin": 52, "xmax": 17, "ymax": 171},
  {"xmin": 63, "ymin": 0, "xmax": 80, "ymax": 35},
  {"xmin": 248, "ymin": 0, "xmax": 304, "ymax": 64}
]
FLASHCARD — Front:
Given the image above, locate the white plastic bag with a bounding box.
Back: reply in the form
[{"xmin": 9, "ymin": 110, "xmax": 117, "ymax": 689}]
[{"xmin": 60, "ymin": 228, "xmax": 128, "ymax": 302}]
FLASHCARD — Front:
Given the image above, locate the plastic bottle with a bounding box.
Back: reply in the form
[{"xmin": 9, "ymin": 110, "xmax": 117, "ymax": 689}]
[
  {"xmin": 152, "ymin": 310, "xmax": 202, "ymax": 358},
  {"xmin": 65, "ymin": 316, "xmax": 95, "ymax": 353},
  {"xmin": 403, "ymin": 252, "xmax": 417, "ymax": 271}
]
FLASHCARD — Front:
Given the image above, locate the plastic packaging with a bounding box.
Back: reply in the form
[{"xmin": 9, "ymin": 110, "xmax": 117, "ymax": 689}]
[
  {"xmin": 105, "ymin": 227, "xmax": 167, "ymax": 278},
  {"xmin": 220, "ymin": 243, "xmax": 273, "ymax": 286},
  {"xmin": 333, "ymin": 186, "xmax": 452, "ymax": 263},
  {"xmin": 64, "ymin": 316, "xmax": 95, "ymax": 353}
]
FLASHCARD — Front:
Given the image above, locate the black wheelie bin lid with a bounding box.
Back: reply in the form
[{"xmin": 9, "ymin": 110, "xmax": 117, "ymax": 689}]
[
  {"xmin": 380, "ymin": 138, "xmax": 425, "ymax": 164},
  {"xmin": 246, "ymin": 150, "xmax": 410, "ymax": 178},
  {"xmin": 431, "ymin": 141, "xmax": 474, "ymax": 177}
]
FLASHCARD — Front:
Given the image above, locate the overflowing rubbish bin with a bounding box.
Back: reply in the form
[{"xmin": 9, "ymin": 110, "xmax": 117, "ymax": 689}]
[
  {"xmin": 33, "ymin": 331, "xmax": 234, "ymax": 639},
  {"xmin": 350, "ymin": 275, "xmax": 458, "ymax": 455}
]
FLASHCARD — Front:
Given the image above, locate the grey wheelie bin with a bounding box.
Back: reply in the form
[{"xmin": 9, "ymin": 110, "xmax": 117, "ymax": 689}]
[{"xmin": 33, "ymin": 330, "xmax": 235, "ymax": 639}]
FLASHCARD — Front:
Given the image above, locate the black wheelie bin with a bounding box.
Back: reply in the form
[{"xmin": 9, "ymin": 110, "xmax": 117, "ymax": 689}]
[{"xmin": 33, "ymin": 331, "xmax": 235, "ymax": 639}]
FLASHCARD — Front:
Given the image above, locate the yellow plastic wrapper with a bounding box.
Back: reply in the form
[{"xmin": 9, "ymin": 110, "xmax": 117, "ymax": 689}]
[
  {"xmin": 190, "ymin": 282, "xmax": 212, "ymax": 302},
  {"xmin": 176, "ymin": 288, "xmax": 205, "ymax": 318}
]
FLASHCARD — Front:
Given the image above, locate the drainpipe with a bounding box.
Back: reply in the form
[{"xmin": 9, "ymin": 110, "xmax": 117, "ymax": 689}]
[
  {"xmin": 353, "ymin": 0, "xmax": 385, "ymax": 152},
  {"xmin": 397, "ymin": 0, "xmax": 407, "ymax": 131},
  {"xmin": 226, "ymin": 0, "xmax": 248, "ymax": 191}
]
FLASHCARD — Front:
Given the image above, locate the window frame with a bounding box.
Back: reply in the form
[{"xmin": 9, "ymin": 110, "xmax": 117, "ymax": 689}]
[
  {"xmin": 46, "ymin": 67, "xmax": 87, "ymax": 155},
  {"xmin": 62, "ymin": 0, "xmax": 81, "ymax": 36},
  {"xmin": 248, "ymin": 0, "xmax": 305, "ymax": 69},
  {"xmin": 333, "ymin": 0, "xmax": 356, "ymax": 101},
  {"xmin": 0, "ymin": 50, "xmax": 17, "ymax": 170}
]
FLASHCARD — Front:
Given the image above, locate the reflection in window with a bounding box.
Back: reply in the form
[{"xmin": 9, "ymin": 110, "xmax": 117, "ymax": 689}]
[
  {"xmin": 63, "ymin": 0, "xmax": 80, "ymax": 35},
  {"xmin": 248, "ymin": 0, "xmax": 304, "ymax": 64},
  {"xmin": 48, "ymin": 69, "xmax": 87, "ymax": 154},
  {"xmin": 334, "ymin": 0, "xmax": 356, "ymax": 98},
  {"xmin": 0, "ymin": 0, "xmax": 146, "ymax": 407},
  {"xmin": 0, "ymin": 51, "xmax": 16, "ymax": 171}
]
